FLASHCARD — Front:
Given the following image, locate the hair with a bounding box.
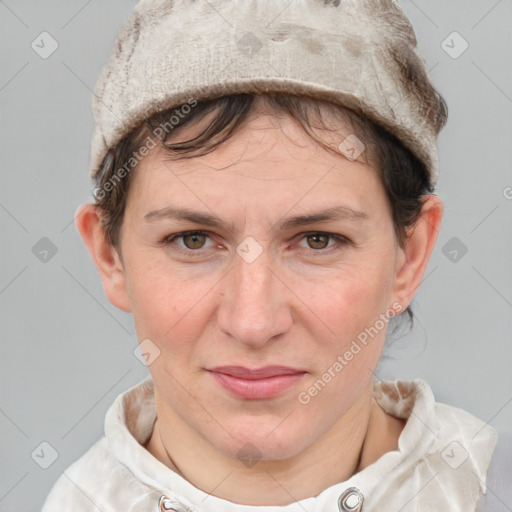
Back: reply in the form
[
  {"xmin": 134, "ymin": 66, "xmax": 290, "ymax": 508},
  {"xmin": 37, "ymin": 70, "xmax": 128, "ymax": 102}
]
[{"xmin": 92, "ymin": 92, "xmax": 448, "ymax": 335}]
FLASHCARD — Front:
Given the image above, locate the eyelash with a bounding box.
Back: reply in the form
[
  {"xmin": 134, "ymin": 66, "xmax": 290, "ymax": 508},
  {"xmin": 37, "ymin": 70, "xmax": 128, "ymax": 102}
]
[{"xmin": 161, "ymin": 230, "xmax": 351, "ymax": 256}]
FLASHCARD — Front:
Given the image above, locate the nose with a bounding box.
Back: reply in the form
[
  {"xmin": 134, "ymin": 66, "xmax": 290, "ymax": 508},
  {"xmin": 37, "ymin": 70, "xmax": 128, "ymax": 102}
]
[{"xmin": 217, "ymin": 248, "xmax": 293, "ymax": 348}]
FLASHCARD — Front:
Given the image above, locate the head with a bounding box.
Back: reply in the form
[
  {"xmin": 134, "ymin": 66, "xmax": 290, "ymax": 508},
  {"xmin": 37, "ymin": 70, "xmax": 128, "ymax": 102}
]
[{"xmin": 76, "ymin": 91, "xmax": 445, "ymax": 460}]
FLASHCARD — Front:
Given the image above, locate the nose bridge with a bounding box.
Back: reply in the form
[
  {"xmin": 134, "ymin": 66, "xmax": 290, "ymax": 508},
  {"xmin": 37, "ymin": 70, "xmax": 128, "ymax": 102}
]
[
  {"xmin": 218, "ymin": 245, "xmax": 291, "ymax": 346},
  {"xmin": 237, "ymin": 251, "xmax": 272, "ymax": 307}
]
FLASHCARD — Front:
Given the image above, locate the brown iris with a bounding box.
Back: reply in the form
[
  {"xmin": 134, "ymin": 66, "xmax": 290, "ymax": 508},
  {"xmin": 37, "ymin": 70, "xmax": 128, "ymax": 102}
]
[
  {"xmin": 182, "ymin": 232, "xmax": 207, "ymax": 249},
  {"xmin": 306, "ymin": 233, "xmax": 330, "ymax": 249}
]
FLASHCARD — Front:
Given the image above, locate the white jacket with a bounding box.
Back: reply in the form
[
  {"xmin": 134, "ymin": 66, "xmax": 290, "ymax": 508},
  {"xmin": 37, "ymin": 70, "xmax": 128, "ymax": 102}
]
[{"xmin": 41, "ymin": 376, "xmax": 508, "ymax": 512}]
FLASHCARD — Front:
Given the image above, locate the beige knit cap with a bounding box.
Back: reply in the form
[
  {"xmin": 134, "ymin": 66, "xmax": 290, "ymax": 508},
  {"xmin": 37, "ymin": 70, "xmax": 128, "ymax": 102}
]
[{"xmin": 90, "ymin": 0, "xmax": 447, "ymax": 189}]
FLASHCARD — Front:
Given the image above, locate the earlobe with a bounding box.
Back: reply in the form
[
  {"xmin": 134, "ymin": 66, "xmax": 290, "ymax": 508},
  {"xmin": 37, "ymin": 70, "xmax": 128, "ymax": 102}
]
[
  {"xmin": 391, "ymin": 195, "xmax": 444, "ymax": 310},
  {"xmin": 75, "ymin": 203, "xmax": 132, "ymax": 312}
]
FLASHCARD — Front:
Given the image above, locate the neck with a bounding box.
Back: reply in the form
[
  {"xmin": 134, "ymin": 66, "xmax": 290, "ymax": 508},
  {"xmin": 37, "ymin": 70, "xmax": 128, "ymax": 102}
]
[{"xmin": 144, "ymin": 382, "xmax": 405, "ymax": 506}]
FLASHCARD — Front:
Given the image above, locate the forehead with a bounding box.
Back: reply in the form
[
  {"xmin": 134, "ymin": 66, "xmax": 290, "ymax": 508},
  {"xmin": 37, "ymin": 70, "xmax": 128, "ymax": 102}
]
[{"xmin": 126, "ymin": 105, "xmax": 387, "ymax": 218}]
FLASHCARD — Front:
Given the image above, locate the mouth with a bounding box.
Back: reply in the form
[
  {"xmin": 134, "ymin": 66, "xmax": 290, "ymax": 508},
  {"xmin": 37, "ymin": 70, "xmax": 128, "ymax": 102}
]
[{"xmin": 206, "ymin": 366, "xmax": 307, "ymax": 400}]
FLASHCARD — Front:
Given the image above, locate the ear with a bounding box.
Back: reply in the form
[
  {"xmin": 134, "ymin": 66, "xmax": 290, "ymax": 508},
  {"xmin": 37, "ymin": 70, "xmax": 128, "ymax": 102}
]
[
  {"xmin": 391, "ymin": 194, "xmax": 444, "ymax": 311},
  {"xmin": 75, "ymin": 203, "xmax": 132, "ymax": 312}
]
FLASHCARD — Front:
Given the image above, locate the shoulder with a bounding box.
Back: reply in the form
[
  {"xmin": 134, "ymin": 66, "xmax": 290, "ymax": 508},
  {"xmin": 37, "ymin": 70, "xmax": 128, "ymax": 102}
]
[
  {"xmin": 430, "ymin": 397, "xmax": 512, "ymax": 512},
  {"xmin": 41, "ymin": 436, "xmax": 157, "ymax": 512},
  {"xmin": 475, "ymin": 429, "xmax": 512, "ymax": 512},
  {"xmin": 388, "ymin": 380, "xmax": 501, "ymax": 511},
  {"xmin": 41, "ymin": 437, "xmax": 108, "ymax": 511}
]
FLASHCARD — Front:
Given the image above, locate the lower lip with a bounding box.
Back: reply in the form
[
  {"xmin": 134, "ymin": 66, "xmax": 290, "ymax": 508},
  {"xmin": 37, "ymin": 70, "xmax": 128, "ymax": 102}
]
[{"xmin": 210, "ymin": 372, "xmax": 305, "ymax": 399}]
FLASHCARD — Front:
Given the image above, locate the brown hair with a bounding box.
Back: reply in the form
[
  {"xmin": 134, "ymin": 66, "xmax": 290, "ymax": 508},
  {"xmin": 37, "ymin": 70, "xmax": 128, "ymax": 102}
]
[{"xmin": 92, "ymin": 92, "xmax": 448, "ymax": 333}]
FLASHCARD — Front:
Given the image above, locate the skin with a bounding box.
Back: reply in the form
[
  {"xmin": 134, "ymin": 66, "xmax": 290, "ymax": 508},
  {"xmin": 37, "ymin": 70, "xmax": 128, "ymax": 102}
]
[{"xmin": 77, "ymin": 97, "xmax": 443, "ymax": 506}]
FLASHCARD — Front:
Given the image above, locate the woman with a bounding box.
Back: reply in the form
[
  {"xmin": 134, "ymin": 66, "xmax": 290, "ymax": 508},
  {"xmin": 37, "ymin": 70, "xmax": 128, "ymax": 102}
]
[{"xmin": 41, "ymin": 0, "xmax": 508, "ymax": 510}]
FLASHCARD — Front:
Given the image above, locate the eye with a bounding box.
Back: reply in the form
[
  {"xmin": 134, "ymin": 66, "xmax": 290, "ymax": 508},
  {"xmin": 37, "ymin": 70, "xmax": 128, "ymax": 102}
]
[
  {"xmin": 163, "ymin": 230, "xmax": 214, "ymax": 251},
  {"xmin": 297, "ymin": 232, "xmax": 349, "ymax": 251}
]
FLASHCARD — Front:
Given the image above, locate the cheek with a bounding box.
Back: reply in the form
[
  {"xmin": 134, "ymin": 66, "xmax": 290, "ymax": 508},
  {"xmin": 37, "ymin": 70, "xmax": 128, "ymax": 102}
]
[
  {"xmin": 125, "ymin": 259, "xmax": 216, "ymax": 352},
  {"xmin": 292, "ymin": 257, "xmax": 396, "ymax": 401},
  {"xmin": 293, "ymin": 273, "xmax": 391, "ymax": 421},
  {"xmin": 299, "ymin": 265, "xmax": 393, "ymax": 340}
]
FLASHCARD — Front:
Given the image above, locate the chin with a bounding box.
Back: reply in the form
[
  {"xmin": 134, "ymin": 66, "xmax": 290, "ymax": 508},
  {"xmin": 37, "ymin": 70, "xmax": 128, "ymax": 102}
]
[{"xmin": 210, "ymin": 419, "xmax": 312, "ymax": 463}]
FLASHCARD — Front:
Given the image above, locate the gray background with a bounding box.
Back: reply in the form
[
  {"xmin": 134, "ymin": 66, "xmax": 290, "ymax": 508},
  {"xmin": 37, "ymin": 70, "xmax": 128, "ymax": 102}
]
[{"xmin": 1, "ymin": 1, "xmax": 511, "ymax": 510}]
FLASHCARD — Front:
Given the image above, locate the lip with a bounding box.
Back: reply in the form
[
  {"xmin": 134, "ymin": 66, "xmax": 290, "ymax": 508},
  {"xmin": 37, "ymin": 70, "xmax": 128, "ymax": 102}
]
[{"xmin": 207, "ymin": 366, "xmax": 306, "ymax": 399}]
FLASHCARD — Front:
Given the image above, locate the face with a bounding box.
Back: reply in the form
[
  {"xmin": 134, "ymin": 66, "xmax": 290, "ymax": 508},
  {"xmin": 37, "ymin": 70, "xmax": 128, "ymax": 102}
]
[{"xmin": 115, "ymin": 101, "xmax": 406, "ymax": 461}]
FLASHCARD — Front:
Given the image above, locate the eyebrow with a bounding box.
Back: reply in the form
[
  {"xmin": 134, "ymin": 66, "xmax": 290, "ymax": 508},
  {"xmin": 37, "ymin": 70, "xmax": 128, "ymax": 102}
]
[
  {"xmin": 143, "ymin": 206, "xmax": 370, "ymax": 232},
  {"xmin": 144, "ymin": 207, "xmax": 236, "ymax": 231},
  {"xmin": 277, "ymin": 206, "xmax": 370, "ymax": 231}
]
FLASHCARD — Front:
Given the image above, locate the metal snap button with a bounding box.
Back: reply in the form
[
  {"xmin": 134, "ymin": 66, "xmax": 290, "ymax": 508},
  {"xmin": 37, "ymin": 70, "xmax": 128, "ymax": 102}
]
[
  {"xmin": 338, "ymin": 486, "xmax": 364, "ymax": 511},
  {"xmin": 158, "ymin": 494, "xmax": 178, "ymax": 511}
]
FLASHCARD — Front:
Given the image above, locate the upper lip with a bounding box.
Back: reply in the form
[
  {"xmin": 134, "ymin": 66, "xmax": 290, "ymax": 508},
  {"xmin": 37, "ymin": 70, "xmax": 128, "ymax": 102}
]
[{"xmin": 208, "ymin": 366, "xmax": 306, "ymax": 380}]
